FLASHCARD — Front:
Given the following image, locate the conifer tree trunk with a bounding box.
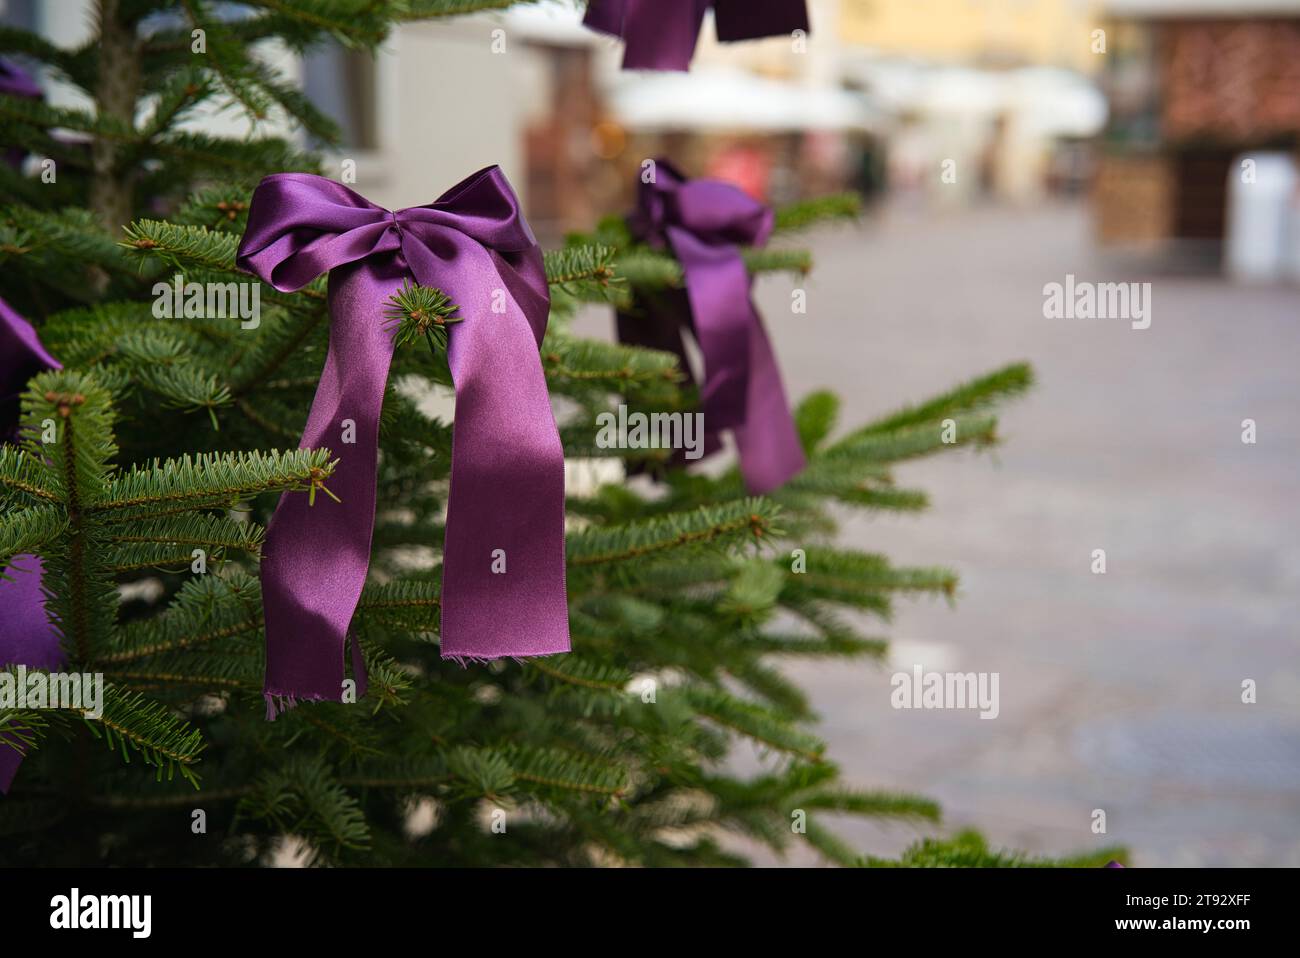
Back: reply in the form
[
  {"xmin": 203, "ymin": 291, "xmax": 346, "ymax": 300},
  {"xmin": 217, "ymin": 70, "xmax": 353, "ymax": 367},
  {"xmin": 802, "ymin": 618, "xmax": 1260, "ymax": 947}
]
[{"xmin": 89, "ymin": 0, "xmax": 140, "ymax": 231}]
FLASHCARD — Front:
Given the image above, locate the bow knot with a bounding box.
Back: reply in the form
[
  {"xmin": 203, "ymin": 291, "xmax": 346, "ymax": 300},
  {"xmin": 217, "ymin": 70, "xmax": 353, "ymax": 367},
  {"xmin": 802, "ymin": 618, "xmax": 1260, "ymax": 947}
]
[
  {"xmin": 238, "ymin": 169, "xmax": 539, "ymax": 298},
  {"xmin": 634, "ymin": 166, "xmax": 773, "ymax": 250}
]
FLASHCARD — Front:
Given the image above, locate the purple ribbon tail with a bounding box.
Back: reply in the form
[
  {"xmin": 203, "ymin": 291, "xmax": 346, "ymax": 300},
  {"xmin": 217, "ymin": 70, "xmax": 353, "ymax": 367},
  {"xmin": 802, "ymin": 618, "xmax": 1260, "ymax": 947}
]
[
  {"xmin": 729, "ymin": 301, "xmax": 806, "ymax": 493},
  {"xmin": 583, "ymin": 0, "xmax": 709, "ymax": 71},
  {"xmin": 0, "ymin": 556, "xmax": 63, "ymax": 794},
  {"xmin": 257, "ymin": 259, "xmax": 400, "ymax": 710},
  {"xmin": 437, "ymin": 247, "xmax": 570, "ymax": 661},
  {"xmin": 1, "ymin": 295, "xmax": 62, "ymax": 794},
  {"xmin": 236, "ymin": 168, "xmax": 569, "ymax": 716},
  {"xmin": 584, "ymin": 0, "xmax": 808, "ymax": 71},
  {"xmin": 713, "ymin": 0, "xmax": 810, "ymax": 43},
  {"xmin": 667, "ymin": 228, "xmax": 804, "ymax": 492},
  {"xmin": 615, "ymin": 290, "xmax": 722, "ymax": 477}
]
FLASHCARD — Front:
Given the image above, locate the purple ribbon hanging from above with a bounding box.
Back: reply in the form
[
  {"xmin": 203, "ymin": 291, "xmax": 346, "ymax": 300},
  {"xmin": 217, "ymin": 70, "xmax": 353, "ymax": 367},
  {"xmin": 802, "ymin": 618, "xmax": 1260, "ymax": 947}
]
[
  {"xmin": 236, "ymin": 167, "xmax": 570, "ymax": 715},
  {"xmin": 619, "ymin": 159, "xmax": 805, "ymax": 494},
  {"xmin": 0, "ymin": 294, "xmax": 62, "ymax": 794},
  {"xmin": 583, "ymin": 0, "xmax": 810, "ymax": 71}
]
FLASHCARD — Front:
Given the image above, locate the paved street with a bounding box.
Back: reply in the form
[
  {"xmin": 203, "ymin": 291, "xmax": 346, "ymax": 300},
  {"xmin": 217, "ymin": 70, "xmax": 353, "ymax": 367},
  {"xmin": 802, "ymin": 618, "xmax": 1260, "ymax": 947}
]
[{"xmin": 579, "ymin": 201, "xmax": 1300, "ymax": 866}]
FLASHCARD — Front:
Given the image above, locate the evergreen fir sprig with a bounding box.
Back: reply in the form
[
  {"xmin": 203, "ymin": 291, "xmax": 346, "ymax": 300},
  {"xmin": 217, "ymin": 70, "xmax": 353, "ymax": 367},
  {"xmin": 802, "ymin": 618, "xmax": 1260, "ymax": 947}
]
[
  {"xmin": 95, "ymin": 447, "xmax": 336, "ymax": 518},
  {"xmin": 139, "ymin": 67, "xmax": 216, "ymax": 140},
  {"xmin": 541, "ymin": 333, "xmax": 682, "ymax": 397},
  {"xmin": 851, "ymin": 362, "xmax": 1034, "ymax": 439},
  {"xmin": 683, "ymin": 686, "xmax": 824, "ymax": 762},
  {"xmin": 238, "ymin": 0, "xmax": 394, "ymax": 46},
  {"xmin": 863, "ymin": 829, "xmax": 1127, "ymax": 868},
  {"xmin": 525, "ymin": 654, "xmax": 633, "ymax": 694},
  {"xmin": 24, "ymin": 371, "xmax": 119, "ymax": 509},
  {"xmin": 798, "ymin": 787, "xmax": 942, "ymax": 821},
  {"xmin": 356, "ymin": 579, "xmax": 440, "ymax": 634},
  {"xmin": 772, "ymin": 192, "xmax": 863, "ymax": 234},
  {"xmin": 608, "ymin": 249, "xmax": 684, "ymax": 288},
  {"xmin": 614, "ymin": 246, "xmax": 812, "ymax": 289},
  {"xmin": 567, "ymin": 499, "xmax": 781, "ymax": 568},
  {"xmin": 81, "ymin": 684, "xmax": 206, "ymax": 787},
  {"xmin": 778, "ymin": 548, "xmax": 959, "ymax": 604},
  {"xmin": 499, "ymin": 744, "xmax": 630, "ymax": 799},
  {"xmin": 826, "ymin": 414, "xmax": 1002, "ymax": 464},
  {"xmin": 544, "ymin": 243, "xmax": 624, "ymax": 302},
  {"xmin": 178, "ymin": 0, "xmax": 274, "ymax": 124},
  {"xmin": 107, "ymin": 513, "xmax": 264, "ymax": 556},
  {"xmin": 156, "ymin": 129, "xmax": 319, "ymax": 178},
  {"xmin": 99, "ymin": 572, "xmax": 263, "ymax": 665},
  {"xmin": 0, "ymin": 446, "xmax": 61, "ymax": 506},
  {"xmin": 396, "ymin": 0, "xmax": 551, "ymax": 19},
  {"xmin": 0, "ymin": 25, "xmax": 84, "ymax": 82},
  {"xmin": 121, "ymin": 218, "xmax": 240, "ymax": 274},
  {"xmin": 0, "ymin": 700, "xmax": 49, "ymax": 756},
  {"xmin": 172, "ymin": 185, "xmax": 254, "ymax": 231},
  {"xmin": 385, "ymin": 279, "xmax": 461, "ymax": 353},
  {"xmin": 133, "ymin": 362, "xmax": 234, "ymax": 427},
  {"xmin": 237, "ymin": 757, "xmax": 372, "ymax": 861},
  {"xmin": 2, "ymin": 206, "xmax": 136, "ymax": 280},
  {"xmin": 0, "ymin": 92, "xmax": 135, "ymax": 142},
  {"xmin": 0, "ymin": 506, "xmax": 68, "ymax": 569}
]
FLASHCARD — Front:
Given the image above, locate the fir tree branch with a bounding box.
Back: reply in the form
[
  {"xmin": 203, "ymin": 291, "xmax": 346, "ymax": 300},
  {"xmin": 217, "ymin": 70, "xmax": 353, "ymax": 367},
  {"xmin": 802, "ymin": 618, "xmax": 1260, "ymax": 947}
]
[
  {"xmin": 772, "ymin": 193, "xmax": 862, "ymax": 234},
  {"xmin": 94, "ymin": 448, "xmax": 335, "ymax": 517},
  {"xmin": 79, "ymin": 683, "xmax": 206, "ymax": 786},
  {"xmin": 850, "ymin": 363, "xmax": 1034, "ymax": 439},
  {"xmin": 567, "ymin": 499, "xmax": 780, "ymax": 567}
]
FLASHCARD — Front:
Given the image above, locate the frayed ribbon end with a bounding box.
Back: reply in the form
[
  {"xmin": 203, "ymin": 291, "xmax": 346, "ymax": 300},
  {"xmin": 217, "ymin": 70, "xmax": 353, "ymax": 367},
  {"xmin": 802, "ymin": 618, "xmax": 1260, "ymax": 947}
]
[{"xmin": 441, "ymin": 647, "xmax": 571, "ymax": 669}]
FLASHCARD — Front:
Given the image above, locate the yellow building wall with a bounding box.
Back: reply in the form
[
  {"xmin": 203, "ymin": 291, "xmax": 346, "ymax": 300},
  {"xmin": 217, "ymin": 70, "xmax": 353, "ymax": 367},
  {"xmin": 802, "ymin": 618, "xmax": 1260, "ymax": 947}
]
[{"xmin": 838, "ymin": 0, "xmax": 1105, "ymax": 73}]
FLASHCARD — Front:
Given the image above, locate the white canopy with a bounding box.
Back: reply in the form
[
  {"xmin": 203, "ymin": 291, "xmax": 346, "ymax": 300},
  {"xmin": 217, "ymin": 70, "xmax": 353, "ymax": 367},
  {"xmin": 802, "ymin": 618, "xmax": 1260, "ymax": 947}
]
[
  {"xmin": 1105, "ymin": 0, "xmax": 1300, "ymax": 15},
  {"xmin": 606, "ymin": 67, "xmax": 881, "ymax": 133}
]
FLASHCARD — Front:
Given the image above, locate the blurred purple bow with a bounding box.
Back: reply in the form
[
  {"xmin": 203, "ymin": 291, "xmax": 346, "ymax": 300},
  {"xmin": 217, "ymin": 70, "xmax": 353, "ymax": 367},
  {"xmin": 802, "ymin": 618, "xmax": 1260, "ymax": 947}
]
[
  {"xmin": 617, "ymin": 159, "xmax": 805, "ymax": 493},
  {"xmin": 584, "ymin": 0, "xmax": 810, "ymax": 71},
  {"xmin": 0, "ymin": 58, "xmax": 41, "ymax": 168}
]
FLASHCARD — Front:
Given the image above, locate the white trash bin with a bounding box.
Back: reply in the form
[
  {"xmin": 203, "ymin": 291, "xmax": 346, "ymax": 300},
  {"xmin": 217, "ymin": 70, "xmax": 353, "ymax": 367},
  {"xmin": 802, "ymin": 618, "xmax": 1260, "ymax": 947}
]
[{"xmin": 1225, "ymin": 152, "xmax": 1298, "ymax": 283}]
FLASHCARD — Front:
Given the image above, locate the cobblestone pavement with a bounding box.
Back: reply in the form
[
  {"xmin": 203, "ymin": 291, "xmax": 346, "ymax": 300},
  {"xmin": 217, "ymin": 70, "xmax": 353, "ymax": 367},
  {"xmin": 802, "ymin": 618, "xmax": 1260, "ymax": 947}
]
[{"xmin": 579, "ymin": 200, "xmax": 1300, "ymax": 866}]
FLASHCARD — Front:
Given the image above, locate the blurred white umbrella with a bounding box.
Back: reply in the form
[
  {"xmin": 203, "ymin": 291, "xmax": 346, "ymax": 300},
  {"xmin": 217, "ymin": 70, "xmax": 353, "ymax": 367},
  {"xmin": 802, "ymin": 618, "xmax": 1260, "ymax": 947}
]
[
  {"xmin": 1004, "ymin": 67, "xmax": 1108, "ymax": 138},
  {"xmin": 607, "ymin": 67, "xmax": 881, "ymax": 132}
]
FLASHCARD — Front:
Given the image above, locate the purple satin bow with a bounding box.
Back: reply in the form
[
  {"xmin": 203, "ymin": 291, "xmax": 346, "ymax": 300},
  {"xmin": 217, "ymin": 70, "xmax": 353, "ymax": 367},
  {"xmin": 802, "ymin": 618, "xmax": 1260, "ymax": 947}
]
[
  {"xmin": 584, "ymin": 0, "xmax": 810, "ymax": 71},
  {"xmin": 619, "ymin": 159, "xmax": 805, "ymax": 493},
  {"xmin": 0, "ymin": 295, "xmax": 62, "ymax": 794},
  {"xmin": 0, "ymin": 58, "xmax": 42, "ymax": 169},
  {"xmin": 236, "ymin": 167, "xmax": 569, "ymax": 715}
]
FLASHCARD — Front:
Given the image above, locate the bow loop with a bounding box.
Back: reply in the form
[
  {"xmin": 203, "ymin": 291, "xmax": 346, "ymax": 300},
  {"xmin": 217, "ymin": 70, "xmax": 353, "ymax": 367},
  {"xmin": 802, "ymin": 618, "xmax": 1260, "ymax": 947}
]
[
  {"xmin": 402, "ymin": 165, "xmax": 539, "ymax": 253},
  {"xmin": 236, "ymin": 174, "xmax": 395, "ymax": 292},
  {"xmin": 238, "ymin": 168, "xmax": 542, "ymax": 300}
]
